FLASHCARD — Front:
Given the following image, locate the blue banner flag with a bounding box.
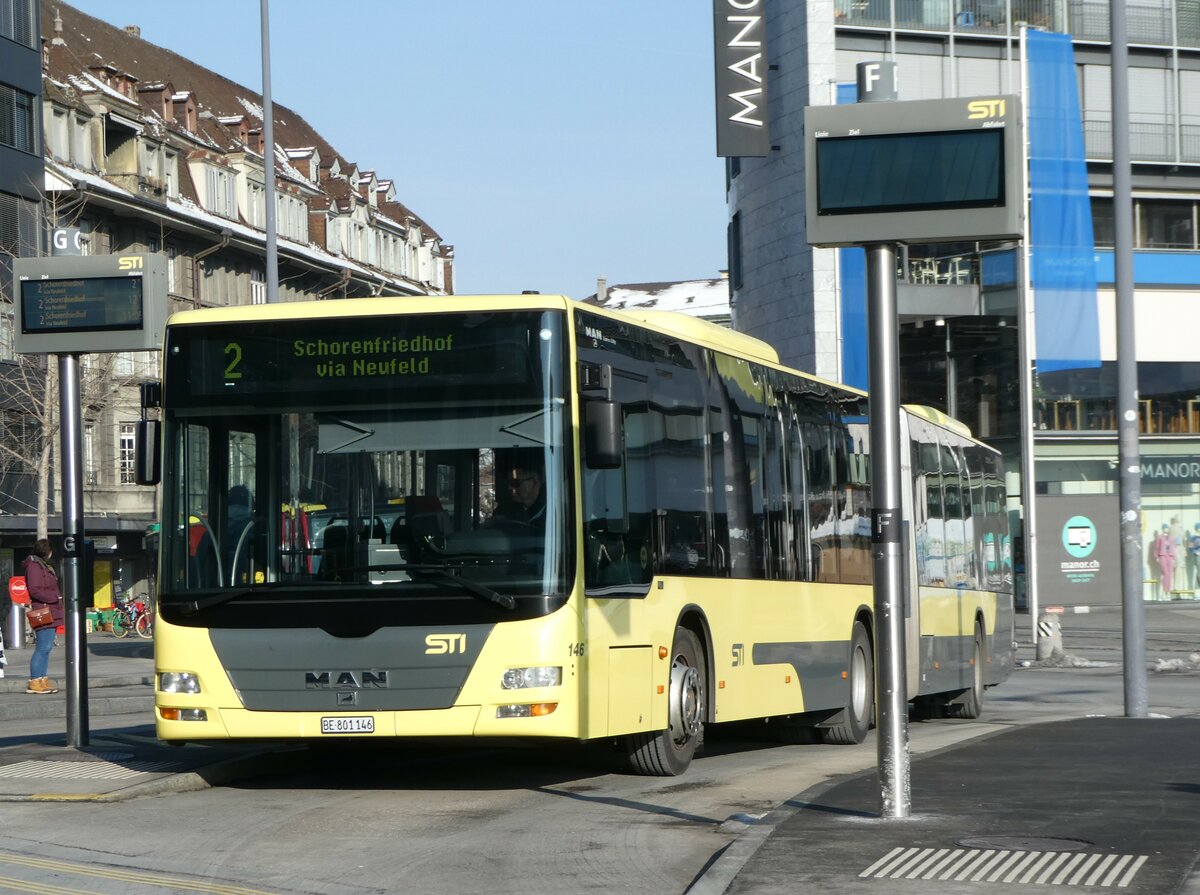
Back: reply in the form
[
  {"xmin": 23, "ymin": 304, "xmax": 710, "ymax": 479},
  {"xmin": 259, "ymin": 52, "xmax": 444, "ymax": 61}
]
[{"xmin": 1027, "ymin": 30, "xmax": 1101, "ymax": 373}]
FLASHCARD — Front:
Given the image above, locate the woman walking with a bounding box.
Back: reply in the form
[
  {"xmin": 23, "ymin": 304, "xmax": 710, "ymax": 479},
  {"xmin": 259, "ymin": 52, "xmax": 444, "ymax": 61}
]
[{"xmin": 23, "ymin": 539, "xmax": 62, "ymax": 695}]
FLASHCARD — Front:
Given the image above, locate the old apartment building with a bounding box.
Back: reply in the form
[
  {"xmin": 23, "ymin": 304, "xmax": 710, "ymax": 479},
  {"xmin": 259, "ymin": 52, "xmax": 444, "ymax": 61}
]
[{"xmin": 0, "ymin": 0, "xmax": 453, "ymax": 598}]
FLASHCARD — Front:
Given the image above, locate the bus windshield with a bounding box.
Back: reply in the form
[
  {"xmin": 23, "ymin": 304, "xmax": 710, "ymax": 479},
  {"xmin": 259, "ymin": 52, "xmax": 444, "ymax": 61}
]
[{"xmin": 157, "ymin": 309, "xmax": 572, "ymax": 608}]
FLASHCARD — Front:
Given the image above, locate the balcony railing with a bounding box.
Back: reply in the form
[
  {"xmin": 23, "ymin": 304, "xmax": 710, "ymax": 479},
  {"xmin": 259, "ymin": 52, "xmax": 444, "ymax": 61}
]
[
  {"xmin": 837, "ymin": 0, "xmax": 1198, "ymax": 44},
  {"xmin": 1036, "ymin": 396, "xmax": 1200, "ymax": 433},
  {"xmin": 1083, "ymin": 119, "xmax": 1177, "ymax": 163}
]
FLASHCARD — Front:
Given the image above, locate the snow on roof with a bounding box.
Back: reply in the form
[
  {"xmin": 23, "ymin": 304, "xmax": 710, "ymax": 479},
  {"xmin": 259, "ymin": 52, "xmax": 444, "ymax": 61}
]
[
  {"xmin": 43, "ymin": 159, "xmax": 414, "ymax": 291},
  {"xmin": 237, "ymin": 96, "xmax": 264, "ymax": 121},
  {"xmin": 590, "ymin": 279, "xmax": 731, "ymax": 320},
  {"xmin": 69, "ymin": 70, "xmax": 138, "ymax": 107}
]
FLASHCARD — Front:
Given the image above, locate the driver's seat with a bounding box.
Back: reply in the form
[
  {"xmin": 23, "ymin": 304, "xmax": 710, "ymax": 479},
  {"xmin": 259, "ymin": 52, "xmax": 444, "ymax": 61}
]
[{"xmin": 395, "ymin": 495, "xmax": 448, "ymax": 549}]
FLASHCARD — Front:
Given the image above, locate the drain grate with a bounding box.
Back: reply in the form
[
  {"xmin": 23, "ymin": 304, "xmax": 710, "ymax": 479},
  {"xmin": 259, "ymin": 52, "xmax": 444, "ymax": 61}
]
[
  {"xmin": 0, "ymin": 759, "xmax": 182, "ymax": 781},
  {"xmin": 860, "ymin": 846, "xmax": 1149, "ymax": 888}
]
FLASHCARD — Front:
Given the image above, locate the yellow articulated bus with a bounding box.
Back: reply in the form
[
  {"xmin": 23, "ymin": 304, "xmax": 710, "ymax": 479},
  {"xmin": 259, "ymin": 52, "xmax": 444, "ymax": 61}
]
[{"xmin": 143, "ymin": 294, "xmax": 1013, "ymax": 775}]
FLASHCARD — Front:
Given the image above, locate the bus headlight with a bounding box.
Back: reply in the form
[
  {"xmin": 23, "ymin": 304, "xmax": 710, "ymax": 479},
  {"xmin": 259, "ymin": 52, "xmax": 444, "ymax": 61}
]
[
  {"xmin": 501, "ymin": 666, "xmax": 562, "ymax": 690},
  {"xmin": 496, "ymin": 703, "xmax": 558, "ymax": 718},
  {"xmin": 160, "ymin": 708, "xmax": 207, "ymax": 721},
  {"xmin": 159, "ymin": 672, "xmax": 201, "ymax": 694}
]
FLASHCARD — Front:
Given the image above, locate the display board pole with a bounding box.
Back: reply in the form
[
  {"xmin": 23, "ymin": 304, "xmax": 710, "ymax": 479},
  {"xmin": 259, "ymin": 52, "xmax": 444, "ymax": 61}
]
[
  {"xmin": 58, "ymin": 354, "xmax": 89, "ymax": 747},
  {"xmin": 1110, "ymin": 0, "xmax": 1147, "ymax": 717},
  {"xmin": 866, "ymin": 244, "xmax": 910, "ymax": 818}
]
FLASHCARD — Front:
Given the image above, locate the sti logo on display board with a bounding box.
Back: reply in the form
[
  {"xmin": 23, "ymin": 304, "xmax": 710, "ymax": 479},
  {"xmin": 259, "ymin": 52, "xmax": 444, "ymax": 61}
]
[{"xmin": 1035, "ymin": 494, "xmax": 1120, "ymax": 605}]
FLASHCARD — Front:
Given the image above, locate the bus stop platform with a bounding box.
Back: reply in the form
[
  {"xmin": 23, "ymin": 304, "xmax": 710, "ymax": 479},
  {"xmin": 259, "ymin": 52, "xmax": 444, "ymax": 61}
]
[
  {"xmin": 0, "ymin": 635, "xmax": 285, "ymax": 802},
  {"xmin": 696, "ymin": 715, "xmax": 1200, "ymax": 895}
]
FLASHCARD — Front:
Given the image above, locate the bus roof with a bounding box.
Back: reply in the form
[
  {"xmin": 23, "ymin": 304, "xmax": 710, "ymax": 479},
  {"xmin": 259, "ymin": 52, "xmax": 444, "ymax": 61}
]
[
  {"xmin": 904, "ymin": 404, "xmax": 974, "ymax": 438},
  {"xmin": 575, "ymin": 303, "xmax": 780, "ymax": 365},
  {"xmin": 165, "ymin": 294, "xmax": 575, "ymax": 327}
]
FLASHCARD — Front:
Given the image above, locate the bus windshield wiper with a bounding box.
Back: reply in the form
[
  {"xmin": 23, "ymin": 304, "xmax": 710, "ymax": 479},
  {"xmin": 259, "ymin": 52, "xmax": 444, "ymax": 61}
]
[
  {"xmin": 176, "ymin": 588, "xmax": 255, "ymax": 616},
  {"xmin": 364, "ymin": 561, "xmax": 516, "ymax": 610},
  {"xmin": 409, "ymin": 567, "xmax": 516, "ymax": 610}
]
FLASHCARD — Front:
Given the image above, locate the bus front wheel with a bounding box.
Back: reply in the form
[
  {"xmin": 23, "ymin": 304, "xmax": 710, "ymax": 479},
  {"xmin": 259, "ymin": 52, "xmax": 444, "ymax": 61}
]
[
  {"xmin": 625, "ymin": 626, "xmax": 706, "ymax": 776},
  {"xmin": 820, "ymin": 621, "xmax": 874, "ymax": 745}
]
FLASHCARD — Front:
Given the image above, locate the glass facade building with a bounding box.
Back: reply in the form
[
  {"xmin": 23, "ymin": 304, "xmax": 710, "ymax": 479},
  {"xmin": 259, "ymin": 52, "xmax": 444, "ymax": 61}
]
[{"xmin": 727, "ymin": 0, "xmax": 1200, "ymax": 608}]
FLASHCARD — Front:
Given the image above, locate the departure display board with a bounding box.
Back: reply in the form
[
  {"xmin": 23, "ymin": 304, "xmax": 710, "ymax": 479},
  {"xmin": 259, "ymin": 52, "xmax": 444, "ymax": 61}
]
[
  {"xmin": 815, "ymin": 129, "xmax": 1004, "ymax": 216},
  {"xmin": 13, "ymin": 254, "xmax": 168, "ymax": 354},
  {"xmin": 804, "ymin": 96, "xmax": 1023, "ymax": 247},
  {"xmin": 20, "ymin": 275, "xmax": 144, "ymax": 334}
]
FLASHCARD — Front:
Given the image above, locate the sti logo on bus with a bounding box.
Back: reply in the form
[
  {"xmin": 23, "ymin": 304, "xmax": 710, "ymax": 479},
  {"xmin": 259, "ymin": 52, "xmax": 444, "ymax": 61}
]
[
  {"xmin": 967, "ymin": 99, "xmax": 1006, "ymax": 120},
  {"xmin": 304, "ymin": 670, "xmax": 389, "ymax": 689},
  {"xmin": 425, "ymin": 633, "xmax": 466, "ymax": 655},
  {"xmin": 118, "ymin": 255, "xmax": 144, "ymax": 271}
]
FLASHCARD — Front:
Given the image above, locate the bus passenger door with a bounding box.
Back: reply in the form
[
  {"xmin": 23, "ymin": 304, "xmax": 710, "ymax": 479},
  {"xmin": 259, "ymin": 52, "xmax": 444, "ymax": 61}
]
[{"xmin": 899, "ymin": 414, "xmax": 922, "ymax": 697}]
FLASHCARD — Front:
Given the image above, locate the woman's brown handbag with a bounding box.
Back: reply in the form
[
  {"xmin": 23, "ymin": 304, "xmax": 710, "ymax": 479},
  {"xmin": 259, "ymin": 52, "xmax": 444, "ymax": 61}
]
[{"xmin": 26, "ymin": 604, "xmax": 54, "ymax": 629}]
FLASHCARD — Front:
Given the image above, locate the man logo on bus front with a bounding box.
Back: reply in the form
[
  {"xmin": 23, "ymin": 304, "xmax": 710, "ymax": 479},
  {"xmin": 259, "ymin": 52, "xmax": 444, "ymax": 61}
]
[{"xmin": 304, "ymin": 670, "xmax": 389, "ymax": 689}]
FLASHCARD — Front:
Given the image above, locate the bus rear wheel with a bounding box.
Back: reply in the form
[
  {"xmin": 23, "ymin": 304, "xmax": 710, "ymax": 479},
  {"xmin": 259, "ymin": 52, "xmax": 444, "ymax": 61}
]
[
  {"xmin": 820, "ymin": 621, "xmax": 873, "ymax": 745},
  {"xmin": 945, "ymin": 623, "xmax": 985, "ymax": 720},
  {"xmin": 625, "ymin": 626, "xmax": 706, "ymax": 776}
]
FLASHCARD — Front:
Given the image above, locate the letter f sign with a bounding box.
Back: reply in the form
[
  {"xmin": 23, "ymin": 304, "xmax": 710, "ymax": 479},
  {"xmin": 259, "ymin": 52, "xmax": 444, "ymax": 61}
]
[{"xmin": 863, "ymin": 63, "xmax": 881, "ymax": 93}]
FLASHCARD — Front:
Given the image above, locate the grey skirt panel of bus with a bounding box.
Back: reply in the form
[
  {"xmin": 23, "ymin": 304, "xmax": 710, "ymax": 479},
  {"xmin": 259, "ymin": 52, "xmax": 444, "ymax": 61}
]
[
  {"xmin": 752, "ymin": 640, "xmax": 849, "ymax": 712},
  {"xmin": 209, "ymin": 625, "xmax": 494, "ymax": 712},
  {"xmin": 918, "ymin": 630, "xmax": 979, "ymax": 695}
]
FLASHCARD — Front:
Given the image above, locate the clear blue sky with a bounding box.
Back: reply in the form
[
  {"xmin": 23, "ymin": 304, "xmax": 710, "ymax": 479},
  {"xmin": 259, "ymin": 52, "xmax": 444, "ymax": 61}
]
[{"xmin": 65, "ymin": 0, "xmax": 729, "ymax": 299}]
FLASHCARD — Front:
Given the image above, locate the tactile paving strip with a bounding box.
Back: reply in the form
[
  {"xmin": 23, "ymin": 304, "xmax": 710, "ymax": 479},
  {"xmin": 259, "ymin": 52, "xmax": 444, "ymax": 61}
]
[
  {"xmin": 860, "ymin": 847, "xmax": 1149, "ymax": 887},
  {"xmin": 0, "ymin": 759, "xmax": 182, "ymax": 780}
]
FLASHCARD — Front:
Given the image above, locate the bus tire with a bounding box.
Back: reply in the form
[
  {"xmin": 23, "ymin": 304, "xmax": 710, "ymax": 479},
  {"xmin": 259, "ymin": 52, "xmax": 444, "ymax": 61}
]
[
  {"xmin": 820, "ymin": 621, "xmax": 873, "ymax": 746},
  {"xmin": 945, "ymin": 623, "xmax": 985, "ymax": 720},
  {"xmin": 625, "ymin": 626, "xmax": 706, "ymax": 776}
]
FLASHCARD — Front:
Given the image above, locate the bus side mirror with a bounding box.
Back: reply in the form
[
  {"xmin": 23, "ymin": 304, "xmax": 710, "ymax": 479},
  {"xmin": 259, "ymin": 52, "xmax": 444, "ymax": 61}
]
[
  {"xmin": 135, "ymin": 419, "xmax": 161, "ymax": 486},
  {"xmin": 584, "ymin": 400, "xmax": 622, "ymax": 469}
]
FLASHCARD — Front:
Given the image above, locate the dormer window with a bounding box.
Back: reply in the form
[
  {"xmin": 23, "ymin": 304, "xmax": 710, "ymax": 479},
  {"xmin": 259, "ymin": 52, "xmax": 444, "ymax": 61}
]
[{"xmin": 197, "ymin": 161, "xmax": 236, "ymax": 219}]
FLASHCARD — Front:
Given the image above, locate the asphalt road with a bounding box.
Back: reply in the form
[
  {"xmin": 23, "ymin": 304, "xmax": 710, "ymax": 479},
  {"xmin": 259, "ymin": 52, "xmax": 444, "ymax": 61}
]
[{"xmin": 0, "ymin": 630, "xmax": 1195, "ymax": 895}]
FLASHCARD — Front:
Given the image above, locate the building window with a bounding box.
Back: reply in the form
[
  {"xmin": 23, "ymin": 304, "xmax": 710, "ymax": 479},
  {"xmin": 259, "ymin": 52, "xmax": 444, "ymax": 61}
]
[
  {"xmin": 728, "ymin": 212, "xmax": 743, "ymax": 291},
  {"xmin": 119, "ymin": 422, "xmax": 136, "ymax": 485},
  {"xmin": 1091, "ymin": 198, "xmax": 1114, "ymax": 248},
  {"xmin": 203, "ymin": 166, "xmax": 236, "ymax": 218},
  {"xmin": 1093, "ymin": 196, "xmax": 1200, "ymax": 251},
  {"xmin": 0, "ymin": 82, "xmax": 38, "ymax": 154},
  {"xmin": 1140, "ymin": 201, "xmax": 1196, "ymax": 249},
  {"xmin": 0, "ymin": 307, "xmax": 13, "ymax": 362},
  {"xmin": 251, "ymin": 268, "xmax": 266, "ymax": 304},
  {"xmin": 0, "ymin": 0, "xmax": 36, "ymax": 48},
  {"xmin": 84, "ymin": 423, "xmax": 98, "ymax": 485}
]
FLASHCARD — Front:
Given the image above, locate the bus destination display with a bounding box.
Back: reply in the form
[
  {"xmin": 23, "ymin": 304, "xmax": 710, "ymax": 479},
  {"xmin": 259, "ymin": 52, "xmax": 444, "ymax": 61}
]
[
  {"xmin": 21, "ymin": 275, "xmax": 145, "ymax": 334},
  {"xmin": 168, "ymin": 312, "xmax": 549, "ymax": 408}
]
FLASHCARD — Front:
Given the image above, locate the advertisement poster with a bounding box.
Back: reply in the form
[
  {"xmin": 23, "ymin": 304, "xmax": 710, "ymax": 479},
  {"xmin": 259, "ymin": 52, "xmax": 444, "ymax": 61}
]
[{"xmin": 1035, "ymin": 494, "xmax": 1121, "ymax": 607}]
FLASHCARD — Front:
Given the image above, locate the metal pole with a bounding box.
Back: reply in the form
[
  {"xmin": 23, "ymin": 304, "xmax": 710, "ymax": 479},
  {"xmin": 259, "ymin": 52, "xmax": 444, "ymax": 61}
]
[
  {"xmin": 57, "ymin": 354, "xmax": 88, "ymax": 747},
  {"xmin": 1110, "ymin": 0, "xmax": 1147, "ymax": 716},
  {"xmin": 1017, "ymin": 26, "xmax": 1041, "ymax": 643},
  {"xmin": 867, "ymin": 244, "xmax": 910, "ymax": 818},
  {"xmin": 260, "ymin": 0, "xmax": 279, "ymax": 303}
]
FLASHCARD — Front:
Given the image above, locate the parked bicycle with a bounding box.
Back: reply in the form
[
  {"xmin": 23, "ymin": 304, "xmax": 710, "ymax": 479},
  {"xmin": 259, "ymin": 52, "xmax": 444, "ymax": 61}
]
[{"xmin": 110, "ymin": 594, "xmax": 154, "ymax": 639}]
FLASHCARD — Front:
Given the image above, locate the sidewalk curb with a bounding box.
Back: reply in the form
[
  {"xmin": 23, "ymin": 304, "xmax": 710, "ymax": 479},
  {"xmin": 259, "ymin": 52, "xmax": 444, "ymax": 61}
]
[
  {"xmin": 0, "ymin": 674, "xmax": 152, "ymax": 694},
  {"xmin": 0, "ymin": 747, "xmax": 303, "ymax": 803},
  {"xmin": 684, "ymin": 722, "xmax": 1023, "ymax": 895}
]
